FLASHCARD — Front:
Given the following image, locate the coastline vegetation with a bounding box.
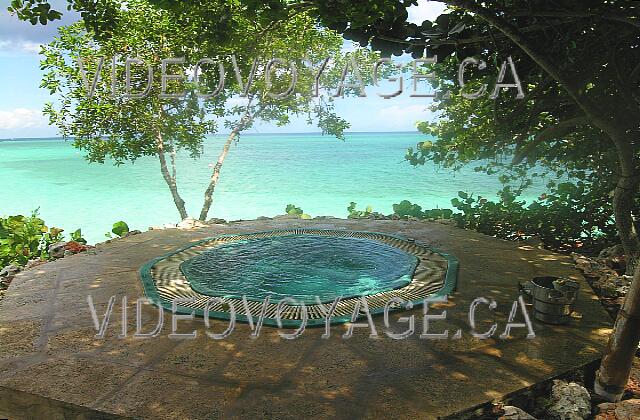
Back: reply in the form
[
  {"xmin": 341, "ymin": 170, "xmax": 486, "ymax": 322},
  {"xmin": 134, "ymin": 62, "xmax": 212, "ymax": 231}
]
[
  {"xmin": 298, "ymin": 178, "xmax": 619, "ymax": 256},
  {"xmin": 0, "ymin": 211, "xmax": 135, "ymax": 269},
  {"xmin": 105, "ymin": 221, "xmax": 130, "ymax": 239},
  {"xmin": 0, "ymin": 210, "xmax": 84, "ymax": 267}
]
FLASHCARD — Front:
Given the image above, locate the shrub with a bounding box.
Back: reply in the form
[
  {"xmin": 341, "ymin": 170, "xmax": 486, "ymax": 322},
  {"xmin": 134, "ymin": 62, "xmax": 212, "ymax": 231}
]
[
  {"xmin": 392, "ymin": 200, "xmax": 423, "ymax": 219},
  {"xmin": 387, "ymin": 181, "xmax": 618, "ymax": 253},
  {"xmin": 390, "ymin": 200, "xmax": 453, "ymax": 220},
  {"xmin": 451, "ymin": 183, "xmax": 617, "ymax": 252},
  {"xmin": 347, "ymin": 202, "xmax": 373, "ymax": 219},
  {"xmin": 284, "ymin": 205, "xmax": 311, "ymax": 219},
  {"xmin": 0, "ymin": 211, "xmax": 64, "ymax": 267},
  {"xmin": 70, "ymin": 228, "xmax": 87, "ymax": 244},
  {"xmin": 285, "ymin": 204, "xmax": 303, "ymax": 216},
  {"xmin": 111, "ymin": 221, "xmax": 130, "ymax": 237}
]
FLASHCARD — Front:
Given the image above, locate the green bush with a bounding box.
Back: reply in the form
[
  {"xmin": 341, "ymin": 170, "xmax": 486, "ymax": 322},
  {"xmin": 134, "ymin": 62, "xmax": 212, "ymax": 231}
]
[
  {"xmin": 347, "ymin": 202, "xmax": 373, "ymax": 219},
  {"xmin": 450, "ymin": 183, "xmax": 617, "ymax": 252},
  {"xmin": 111, "ymin": 221, "xmax": 130, "ymax": 237},
  {"xmin": 392, "ymin": 200, "xmax": 423, "ymax": 219},
  {"xmin": 390, "ymin": 200, "xmax": 453, "ymax": 220},
  {"xmin": 284, "ymin": 205, "xmax": 311, "ymax": 219},
  {"xmin": 285, "ymin": 204, "xmax": 303, "ymax": 216},
  {"xmin": 386, "ymin": 180, "xmax": 618, "ymax": 253},
  {"xmin": 70, "ymin": 228, "xmax": 87, "ymax": 244},
  {"xmin": 105, "ymin": 221, "xmax": 130, "ymax": 238},
  {"xmin": 0, "ymin": 211, "xmax": 64, "ymax": 267}
]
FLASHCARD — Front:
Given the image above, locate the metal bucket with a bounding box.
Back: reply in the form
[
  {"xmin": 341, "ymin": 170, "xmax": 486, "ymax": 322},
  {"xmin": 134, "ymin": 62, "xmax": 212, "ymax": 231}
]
[{"xmin": 527, "ymin": 276, "xmax": 579, "ymax": 325}]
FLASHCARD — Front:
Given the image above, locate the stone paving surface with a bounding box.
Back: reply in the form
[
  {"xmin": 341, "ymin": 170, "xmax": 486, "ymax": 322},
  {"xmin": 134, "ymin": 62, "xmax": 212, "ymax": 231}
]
[{"xmin": 0, "ymin": 219, "xmax": 612, "ymax": 419}]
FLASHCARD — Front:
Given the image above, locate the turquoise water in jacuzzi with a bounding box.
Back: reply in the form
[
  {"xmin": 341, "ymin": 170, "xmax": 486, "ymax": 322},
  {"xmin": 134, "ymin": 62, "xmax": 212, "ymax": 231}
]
[{"xmin": 180, "ymin": 235, "xmax": 418, "ymax": 304}]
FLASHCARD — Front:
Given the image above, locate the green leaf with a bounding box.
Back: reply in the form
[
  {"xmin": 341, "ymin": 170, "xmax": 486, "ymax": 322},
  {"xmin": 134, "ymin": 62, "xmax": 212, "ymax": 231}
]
[
  {"xmin": 111, "ymin": 221, "xmax": 130, "ymax": 237},
  {"xmin": 285, "ymin": 204, "xmax": 303, "ymax": 216},
  {"xmin": 71, "ymin": 228, "xmax": 87, "ymax": 244}
]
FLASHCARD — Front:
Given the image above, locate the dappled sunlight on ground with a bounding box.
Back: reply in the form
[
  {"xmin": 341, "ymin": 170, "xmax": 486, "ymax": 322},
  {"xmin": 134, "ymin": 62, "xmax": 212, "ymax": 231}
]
[{"xmin": 0, "ymin": 219, "xmax": 614, "ymax": 419}]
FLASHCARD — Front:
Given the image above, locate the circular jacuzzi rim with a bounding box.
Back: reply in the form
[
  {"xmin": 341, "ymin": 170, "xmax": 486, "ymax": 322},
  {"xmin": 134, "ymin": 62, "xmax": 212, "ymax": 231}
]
[
  {"xmin": 139, "ymin": 228, "xmax": 459, "ymax": 327},
  {"xmin": 178, "ymin": 233, "xmax": 421, "ymax": 304}
]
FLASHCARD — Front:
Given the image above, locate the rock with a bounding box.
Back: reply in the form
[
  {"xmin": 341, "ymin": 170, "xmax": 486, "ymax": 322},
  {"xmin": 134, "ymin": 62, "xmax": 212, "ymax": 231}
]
[
  {"xmin": 546, "ymin": 380, "xmax": 591, "ymax": 420},
  {"xmin": 368, "ymin": 212, "xmax": 386, "ymax": 220},
  {"xmin": 65, "ymin": 241, "xmax": 90, "ymax": 254},
  {"xmin": 606, "ymin": 256, "xmax": 627, "ymax": 272},
  {"xmin": 627, "ymin": 358, "xmax": 640, "ymax": 397},
  {"xmin": 206, "ymin": 218, "xmax": 227, "ymax": 224},
  {"xmin": 596, "ymin": 273, "xmax": 632, "ymax": 298},
  {"xmin": 256, "ymin": 216, "xmax": 271, "ymax": 220},
  {"xmin": 522, "ymin": 235, "xmax": 543, "ymax": 247},
  {"xmin": 572, "ymin": 253, "xmax": 604, "ymax": 277},
  {"xmin": 48, "ymin": 242, "xmax": 67, "ymax": 259},
  {"xmin": 596, "ymin": 399, "xmax": 640, "ymax": 420},
  {"xmin": 599, "ymin": 244, "xmax": 625, "ymax": 259},
  {"xmin": 499, "ymin": 405, "xmax": 537, "ymax": 419},
  {"xmin": 435, "ymin": 218, "xmax": 457, "ymax": 226},
  {"xmin": 124, "ymin": 229, "xmax": 142, "ymax": 237},
  {"xmin": 0, "ymin": 264, "xmax": 19, "ymax": 278},
  {"xmin": 390, "ymin": 214, "xmax": 401, "ymax": 220},
  {"xmin": 614, "ymin": 399, "xmax": 640, "ymax": 419},
  {"xmin": 177, "ymin": 218, "xmax": 207, "ymax": 230},
  {"xmin": 24, "ymin": 259, "xmax": 45, "ymax": 270},
  {"xmin": 595, "ymin": 403, "xmax": 614, "ymax": 420},
  {"xmin": 273, "ymin": 214, "xmax": 301, "ymax": 220}
]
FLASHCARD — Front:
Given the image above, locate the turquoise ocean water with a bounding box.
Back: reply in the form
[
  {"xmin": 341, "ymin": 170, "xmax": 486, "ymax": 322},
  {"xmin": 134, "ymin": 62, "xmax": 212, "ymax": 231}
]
[{"xmin": 0, "ymin": 132, "xmax": 543, "ymax": 244}]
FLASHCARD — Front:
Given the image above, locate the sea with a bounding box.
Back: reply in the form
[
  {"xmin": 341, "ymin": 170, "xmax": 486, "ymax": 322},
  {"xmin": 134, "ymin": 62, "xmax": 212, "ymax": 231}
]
[{"xmin": 0, "ymin": 132, "xmax": 545, "ymax": 244}]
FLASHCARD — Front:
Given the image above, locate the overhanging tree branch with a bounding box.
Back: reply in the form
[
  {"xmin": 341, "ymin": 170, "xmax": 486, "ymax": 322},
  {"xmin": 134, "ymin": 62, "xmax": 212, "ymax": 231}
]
[
  {"xmin": 443, "ymin": 0, "xmax": 632, "ymax": 141},
  {"xmin": 512, "ymin": 116, "xmax": 589, "ymax": 164},
  {"xmin": 509, "ymin": 10, "xmax": 640, "ymax": 28}
]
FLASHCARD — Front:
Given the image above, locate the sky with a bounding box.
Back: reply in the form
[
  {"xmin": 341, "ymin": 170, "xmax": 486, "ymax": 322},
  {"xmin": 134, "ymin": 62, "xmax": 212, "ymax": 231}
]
[{"xmin": 0, "ymin": 0, "xmax": 447, "ymax": 138}]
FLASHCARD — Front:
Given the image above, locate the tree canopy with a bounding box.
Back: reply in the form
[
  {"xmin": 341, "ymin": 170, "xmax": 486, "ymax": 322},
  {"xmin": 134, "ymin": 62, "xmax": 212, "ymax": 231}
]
[{"xmin": 38, "ymin": 0, "xmax": 377, "ymax": 220}]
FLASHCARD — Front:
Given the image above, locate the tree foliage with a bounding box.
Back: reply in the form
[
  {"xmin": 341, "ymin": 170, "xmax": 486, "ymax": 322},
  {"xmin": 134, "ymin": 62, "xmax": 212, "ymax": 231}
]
[{"xmin": 38, "ymin": 0, "xmax": 377, "ymax": 220}]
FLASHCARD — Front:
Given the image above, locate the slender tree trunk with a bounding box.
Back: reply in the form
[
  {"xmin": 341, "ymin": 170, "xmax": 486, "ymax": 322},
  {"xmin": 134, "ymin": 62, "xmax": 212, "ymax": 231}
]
[
  {"xmin": 157, "ymin": 131, "xmax": 188, "ymax": 220},
  {"xmin": 610, "ymin": 133, "xmax": 640, "ymax": 273},
  {"xmin": 596, "ymin": 132, "xmax": 640, "ymax": 401},
  {"xmin": 613, "ymin": 172, "xmax": 640, "ymax": 274},
  {"xmin": 198, "ymin": 100, "xmax": 260, "ymax": 221},
  {"xmin": 595, "ymin": 262, "xmax": 640, "ymax": 401},
  {"xmin": 198, "ymin": 128, "xmax": 240, "ymax": 221}
]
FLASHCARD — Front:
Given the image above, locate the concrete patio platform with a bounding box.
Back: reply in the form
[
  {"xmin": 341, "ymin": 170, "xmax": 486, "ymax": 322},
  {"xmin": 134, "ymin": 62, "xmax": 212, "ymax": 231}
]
[{"xmin": 0, "ymin": 218, "xmax": 612, "ymax": 419}]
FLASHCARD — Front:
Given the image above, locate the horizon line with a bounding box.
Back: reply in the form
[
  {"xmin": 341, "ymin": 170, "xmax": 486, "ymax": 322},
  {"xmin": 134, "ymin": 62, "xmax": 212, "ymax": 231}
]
[{"xmin": 0, "ymin": 130, "xmax": 421, "ymax": 141}]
